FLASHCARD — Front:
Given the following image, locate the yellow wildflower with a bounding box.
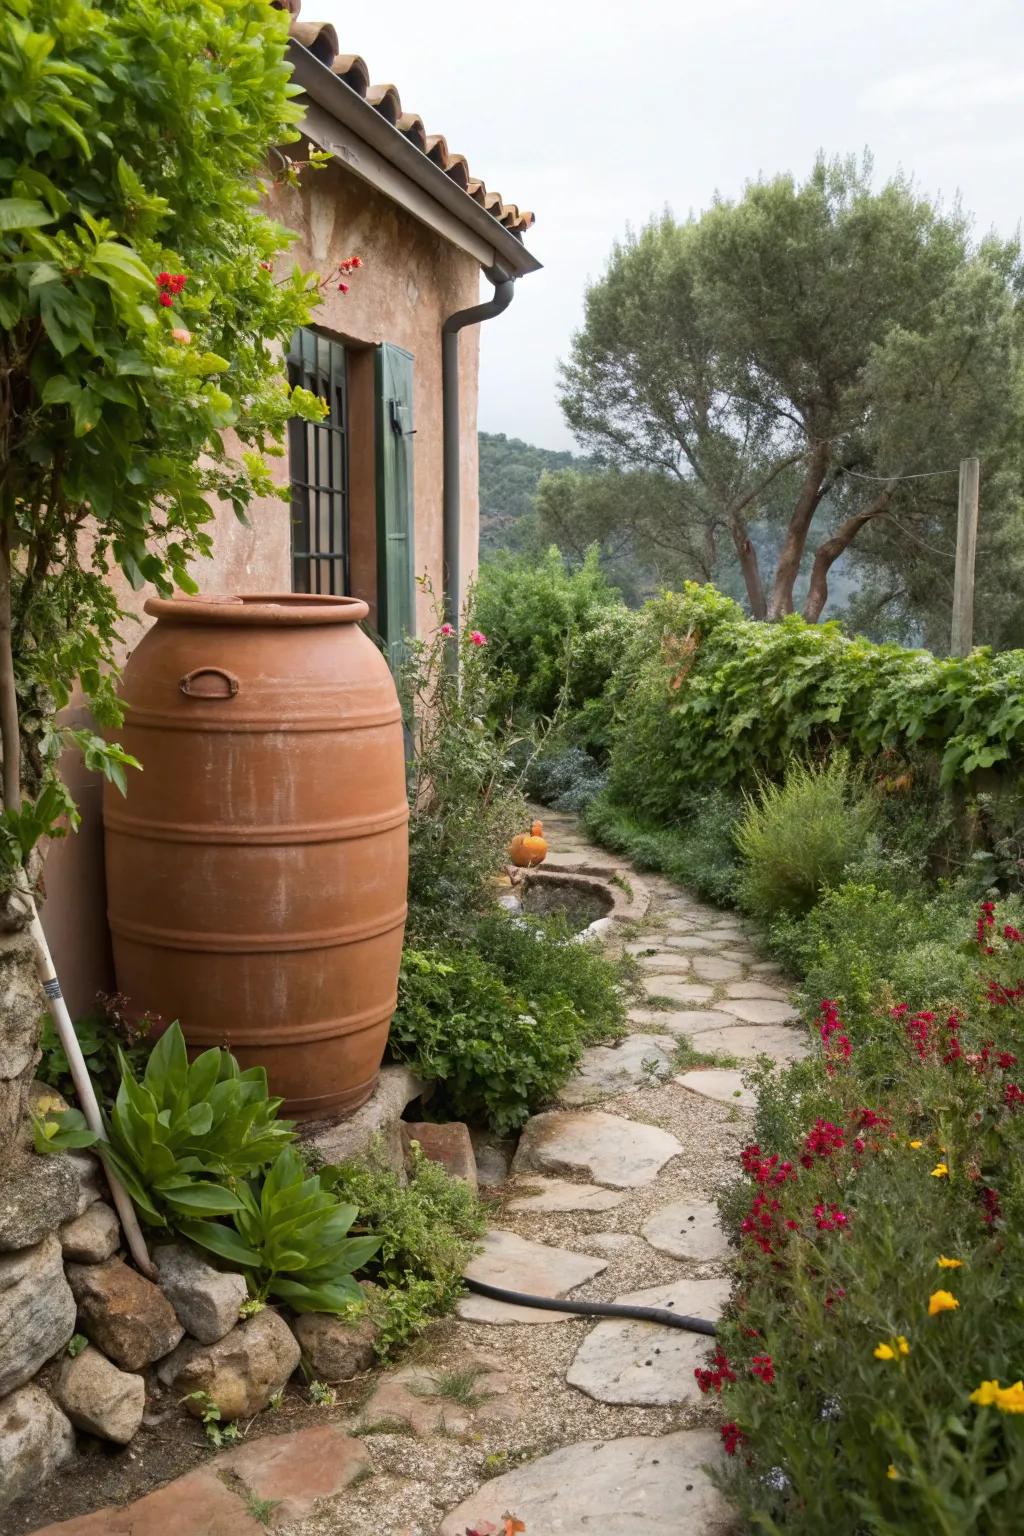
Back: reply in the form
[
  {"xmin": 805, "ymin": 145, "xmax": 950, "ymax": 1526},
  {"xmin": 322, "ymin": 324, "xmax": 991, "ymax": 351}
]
[
  {"xmin": 928, "ymin": 1290, "xmax": 959, "ymax": 1317},
  {"xmin": 874, "ymin": 1337, "xmax": 910, "ymax": 1360},
  {"xmin": 937, "ymin": 1256, "xmax": 963, "ymax": 1269},
  {"xmin": 931, "ymin": 1163, "xmax": 949, "ymax": 1178},
  {"xmin": 887, "ymin": 1464, "xmax": 900, "ymax": 1480},
  {"xmin": 996, "ymin": 1381, "xmax": 1024, "ymax": 1413},
  {"xmin": 909, "ymin": 1139, "xmax": 923, "ymax": 1149},
  {"xmin": 971, "ymin": 1379, "xmax": 1024, "ymax": 1413}
]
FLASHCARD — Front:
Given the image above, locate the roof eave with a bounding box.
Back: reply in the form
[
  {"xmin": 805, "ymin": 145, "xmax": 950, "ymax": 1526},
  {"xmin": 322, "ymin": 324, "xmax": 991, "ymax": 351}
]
[{"xmin": 286, "ymin": 41, "xmax": 541, "ymax": 279}]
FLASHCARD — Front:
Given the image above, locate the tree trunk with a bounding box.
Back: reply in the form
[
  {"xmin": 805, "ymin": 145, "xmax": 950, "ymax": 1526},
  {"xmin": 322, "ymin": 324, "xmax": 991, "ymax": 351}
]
[
  {"xmin": 802, "ymin": 490, "xmax": 893, "ymax": 623},
  {"xmin": 722, "ymin": 450, "xmax": 803, "ymax": 622},
  {"xmin": 767, "ymin": 440, "xmax": 831, "ymax": 619},
  {"xmin": 730, "ymin": 518, "xmax": 767, "ymax": 619}
]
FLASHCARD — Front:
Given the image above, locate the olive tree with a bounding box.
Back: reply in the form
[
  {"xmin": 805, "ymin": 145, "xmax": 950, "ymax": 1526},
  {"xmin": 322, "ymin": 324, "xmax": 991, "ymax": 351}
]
[
  {"xmin": 0, "ymin": 0, "xmax": 325, "ymax": 908},
  {"xmin": 560, "ymin": 155, "xmax": 1024, "ymax": 625}
]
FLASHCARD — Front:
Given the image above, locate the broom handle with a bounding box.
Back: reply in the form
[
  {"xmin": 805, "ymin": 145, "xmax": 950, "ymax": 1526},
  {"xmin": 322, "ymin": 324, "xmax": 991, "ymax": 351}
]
[{"xmin": 25, "ymin": 892, "xmax": 156, "ymax": 1278}]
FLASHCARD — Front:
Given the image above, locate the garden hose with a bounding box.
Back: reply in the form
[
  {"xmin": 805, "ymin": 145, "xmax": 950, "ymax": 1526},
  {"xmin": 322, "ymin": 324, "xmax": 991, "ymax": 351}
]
[{"xmin": 461, "ymin": 1277, "xmax": 718, "ymax": 1335}]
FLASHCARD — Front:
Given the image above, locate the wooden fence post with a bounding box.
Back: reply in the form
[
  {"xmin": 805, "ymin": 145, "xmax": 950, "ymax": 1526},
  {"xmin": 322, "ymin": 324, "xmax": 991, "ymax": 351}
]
[{"xmin": 951, "ymin": 456, "xmax": 980, "ymax": 657}]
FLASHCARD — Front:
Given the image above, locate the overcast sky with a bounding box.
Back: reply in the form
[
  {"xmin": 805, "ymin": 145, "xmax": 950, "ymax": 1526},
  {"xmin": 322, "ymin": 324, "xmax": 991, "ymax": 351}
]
[{"xmin": 314, "ymin": 0, "xmax": 1024, "ymax": 451}]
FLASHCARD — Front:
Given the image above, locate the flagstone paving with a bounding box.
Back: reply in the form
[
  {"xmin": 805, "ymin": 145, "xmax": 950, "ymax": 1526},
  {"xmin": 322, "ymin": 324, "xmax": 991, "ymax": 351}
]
[
  {"xmin": 30, "ymin": 808, "xmax": 808, "ymax": 1536},
  {"xmin": 565, "ymin": 1277, "xmax": 732, "ymax": 1405}
]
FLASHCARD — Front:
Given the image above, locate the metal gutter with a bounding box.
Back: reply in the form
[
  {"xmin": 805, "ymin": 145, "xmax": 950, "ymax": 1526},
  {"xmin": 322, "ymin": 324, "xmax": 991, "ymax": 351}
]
[
  {"xmin": 442, "ymin": 265, "xmax": 516, "ymax": 634},
  {"xmin": 286, "ymin": 42, "xmax": 542, "ymax": 280}
]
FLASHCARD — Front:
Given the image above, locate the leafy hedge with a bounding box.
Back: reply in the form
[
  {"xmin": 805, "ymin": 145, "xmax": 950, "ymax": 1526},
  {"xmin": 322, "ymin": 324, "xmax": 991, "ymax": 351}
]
[{"xmin": 605, "ymin": 585, "xmax": 1024, "ymax": 817}]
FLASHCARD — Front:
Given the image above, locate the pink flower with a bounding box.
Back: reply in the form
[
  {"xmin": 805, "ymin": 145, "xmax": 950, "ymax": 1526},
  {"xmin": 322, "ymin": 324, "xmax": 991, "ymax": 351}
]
[
  {"xmin": 440, "ymin": 622, "xmax": 455, "ymax": 637},
  {"xmin": 469, "ymin": 630, "xmax": 487, "ymax": 646}
]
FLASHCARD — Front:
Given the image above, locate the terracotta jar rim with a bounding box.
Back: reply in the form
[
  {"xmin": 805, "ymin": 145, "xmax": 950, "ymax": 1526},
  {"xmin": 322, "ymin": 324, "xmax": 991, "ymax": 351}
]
[{"xmin": 143, "ymin": 593, "xmax": 371, "ymax": 627}]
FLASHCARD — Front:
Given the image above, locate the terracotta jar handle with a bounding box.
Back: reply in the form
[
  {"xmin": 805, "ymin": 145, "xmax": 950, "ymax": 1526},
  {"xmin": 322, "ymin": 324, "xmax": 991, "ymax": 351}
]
[{"xmin": 178, "ymin": 666, "xmax": 240, "ymax": 699}]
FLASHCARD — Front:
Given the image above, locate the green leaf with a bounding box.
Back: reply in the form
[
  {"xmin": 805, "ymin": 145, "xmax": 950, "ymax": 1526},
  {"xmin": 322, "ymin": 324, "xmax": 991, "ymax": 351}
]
[
  {"xmin": 177, "ymin": 1220, "xmax": 261, "ymax": 1269},
  {"xmin": 160, "ymin": 1183, "xmax": 246, "ymax": 1218},
  {"xmin": 0, "ymin": 197, "xmax": 54, "ymax": 231}
]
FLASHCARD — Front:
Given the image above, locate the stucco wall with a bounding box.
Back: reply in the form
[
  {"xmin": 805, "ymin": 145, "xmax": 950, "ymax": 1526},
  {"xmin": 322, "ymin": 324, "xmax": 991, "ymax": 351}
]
[{"xmin": 41, "ymin": 159, "xmax": 484, "ymax": 1015}]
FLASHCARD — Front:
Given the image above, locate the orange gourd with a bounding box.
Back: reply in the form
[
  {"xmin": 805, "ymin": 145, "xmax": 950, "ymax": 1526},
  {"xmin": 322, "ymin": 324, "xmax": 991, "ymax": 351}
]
[{"xmin": 509, "ymin": 820, "xmax": 549, "ymax": 868}]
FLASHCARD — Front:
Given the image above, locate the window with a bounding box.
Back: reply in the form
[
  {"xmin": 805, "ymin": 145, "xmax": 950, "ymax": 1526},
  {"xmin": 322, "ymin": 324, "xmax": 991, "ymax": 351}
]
[{"xmin": 287, "ymin": 328, "xmax": 350, "ymax": 595}]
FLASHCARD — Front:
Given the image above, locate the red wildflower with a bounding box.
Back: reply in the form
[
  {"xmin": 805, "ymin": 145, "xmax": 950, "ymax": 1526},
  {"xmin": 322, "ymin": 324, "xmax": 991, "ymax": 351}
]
[
  {"xmin": 814, "ymin": 1202, "xmax": 850, "ymax": 1232},
  {"xmin": 981, "ymin": 1186, "xmax": 1002, "ymax": 1226},
  {"xmin": 720, "ymin": 1422, "xmax": 745, "ymax": 1456},
  {"xmin": 1005, "ymin": 1083, "xmax": 1024, "ymax": 1108},
  {"xmin": 997, "ymin": 1052, "xmax": 1018, "ymax": 1070},
  {"xmin": 158, "ymin": 292, "xmax": 173, "ymax": 307},
  {"xmin": 801, "ymin": 1119, "xmax": 846, "ymax": 1167},
  {"xmin": 1004, "ymin": 924, "xmax": 1023, "ymax": 942},
  {"xmin": 819, "ymin": 999, "xmax": 852, "ymax": 1072},
  {"xmin": 694, "ymin": 1349, "xmax": 736, "ymax": 1395},
  {"xmin": 751, "ymin": 1354, "xmax": 775, "ymax": 1384}
]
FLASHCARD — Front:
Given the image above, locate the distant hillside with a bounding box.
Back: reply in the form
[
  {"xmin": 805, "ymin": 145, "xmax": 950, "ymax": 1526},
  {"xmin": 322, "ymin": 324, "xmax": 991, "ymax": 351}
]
[{"xmin": 478, "ymin": 432, "xmax": 590, "ymax": 556}]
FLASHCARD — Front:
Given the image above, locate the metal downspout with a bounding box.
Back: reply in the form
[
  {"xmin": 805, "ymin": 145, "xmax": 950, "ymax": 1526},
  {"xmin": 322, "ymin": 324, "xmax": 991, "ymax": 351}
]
[{"xmin": 442, "ymin": 263, "xmax": 515, "ymax": 633}]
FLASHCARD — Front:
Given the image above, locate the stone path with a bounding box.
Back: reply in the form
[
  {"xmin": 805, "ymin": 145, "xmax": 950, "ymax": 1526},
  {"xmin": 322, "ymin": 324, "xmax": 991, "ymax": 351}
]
[{"xmin": 29, "ymin": 809, "xmax": 806, "ymax": 1536}]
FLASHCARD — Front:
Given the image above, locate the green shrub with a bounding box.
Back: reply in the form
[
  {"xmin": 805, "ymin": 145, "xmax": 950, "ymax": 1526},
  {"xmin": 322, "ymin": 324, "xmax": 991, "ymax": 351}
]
[
  {"xmin": 402, "ymin": 594, "xmax": 526, "ymax": 942},
  {"xmin": 601, "ymin": 585, "xmax": 1024, "ymax": 884},
  {"xmin": 100, "ymin": 1023, "xmax": 295, "ymax": 1230},
  {"xmin": 181, "ymin": 1146, "xmax": 380, "ymax": 1315},
  {"xmin": 584, "ymin": 791, "xmax": 743, "ymax": 907},
  {"xmin": 770, "ymin": 881, "xmax": 988, "ymax": 1028},
  {"xmin": 711, "ymin": 903, "xmax": 1024, "ymax": 1533},
  {"xmin": 735, "ymin": 755, "xmax": 878, "ymax": 919},
  {"xmin": 387, "ymin": 945, "xmax": 584, "ymax": 1135},
  {"xmin": 473, "ymin": 545, "xmax": 625, "ymax": 724},
  {"xmin": 523, "ymin": 743, "xmax": 608, "ymax": 812},
  {"xmin": 471, "ymin": 908, "xmax": 629, "ymax": 1043},
  {"xmin": 324, "ymin": 1142, "xmax": 485, "ymax": 1354}
]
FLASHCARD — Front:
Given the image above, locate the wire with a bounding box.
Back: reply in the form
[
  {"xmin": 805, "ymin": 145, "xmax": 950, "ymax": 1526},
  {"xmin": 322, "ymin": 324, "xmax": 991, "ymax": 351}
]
[{"xmin": 840, "ymin": 466, "xmax": 961, "ymax": 484}]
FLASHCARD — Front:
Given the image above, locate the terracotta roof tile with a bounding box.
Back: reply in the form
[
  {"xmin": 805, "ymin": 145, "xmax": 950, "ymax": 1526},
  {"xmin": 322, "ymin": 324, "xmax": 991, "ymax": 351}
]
[
  {"xmin": 274, "ymin": 2, "xmax": 535, "ymax": 235},
  {"xmin": 331, "ymin": 54, "xmax": 370, "ymax": 95}
]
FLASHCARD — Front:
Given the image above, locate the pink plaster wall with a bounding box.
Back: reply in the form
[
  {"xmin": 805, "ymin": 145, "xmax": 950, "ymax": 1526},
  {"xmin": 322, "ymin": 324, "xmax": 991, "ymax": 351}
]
[{"xmin": 41, "ymin": 160, "xmax": 484, "ymax": 1015}]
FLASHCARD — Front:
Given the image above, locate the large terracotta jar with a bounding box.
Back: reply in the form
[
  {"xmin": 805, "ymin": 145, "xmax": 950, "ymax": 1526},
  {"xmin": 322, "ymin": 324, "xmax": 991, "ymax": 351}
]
[{"xmin": 103, "ymin": 594, "xmax": 409, "ymax": 1119}]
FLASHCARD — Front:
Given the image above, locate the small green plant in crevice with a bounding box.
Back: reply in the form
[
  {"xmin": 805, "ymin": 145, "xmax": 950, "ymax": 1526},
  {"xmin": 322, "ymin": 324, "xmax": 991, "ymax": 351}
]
[
  {"xmin": 410, "ymin": 1364, "xmax": 495, "ymax": 1408},
  {"xmin": 671, "ymin": 1036, "xmax": 742, "ymax": 1073},
  {"xmin": 640, "ymin": 1053, "xmax": 672, "ymax": 1084},
  {"xmin": 244, "ymin": 1493, "xmax": 279, "ymax": 1528},
  {"xmin": 352, "ymin": 1415, "xmax": 419, "ymax": 1439},
  {"xmin": 238, "ymin": 1296, "xmax": 265, "ymax": 1319},
  {"xmin": 267, "ymin": 1390, "xmax": 285, "ymax": 1412},
  {"xmin": 65, "ymin": 1333, "xmax": 88, "ymax": 1360},
  {"xmin": 307, "ymin": 1378, "xmax": 337, "ymax": 1407},
  {"xmin": 610, "ymin": 870, "xmax": 634, "ymax": 900},
  {"xmin": 184, "ymin": 1391, "xmax": 241, "ymax": 1449}
]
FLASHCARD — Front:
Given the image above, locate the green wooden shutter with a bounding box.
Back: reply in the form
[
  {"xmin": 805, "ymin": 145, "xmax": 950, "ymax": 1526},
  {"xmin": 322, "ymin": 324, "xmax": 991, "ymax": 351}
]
[{"xmin": 375, "ymin": 343, "xmax": 416, "ymax": 671}]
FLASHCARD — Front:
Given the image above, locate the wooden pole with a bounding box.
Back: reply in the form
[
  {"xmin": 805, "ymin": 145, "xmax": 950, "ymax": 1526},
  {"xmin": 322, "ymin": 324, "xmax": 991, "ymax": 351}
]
[{"xmin": 951, "ymin": 456, "xmax": 980, "ymax": 657}]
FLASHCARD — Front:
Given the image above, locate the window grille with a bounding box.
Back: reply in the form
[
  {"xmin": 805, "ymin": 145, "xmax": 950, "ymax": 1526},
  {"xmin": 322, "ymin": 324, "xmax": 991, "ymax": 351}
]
[{"xmin": 287, "ymin": 328, "xmax": 350, "ymax": 595}]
